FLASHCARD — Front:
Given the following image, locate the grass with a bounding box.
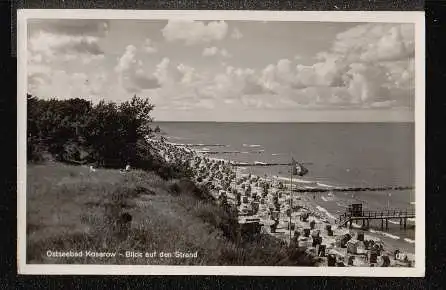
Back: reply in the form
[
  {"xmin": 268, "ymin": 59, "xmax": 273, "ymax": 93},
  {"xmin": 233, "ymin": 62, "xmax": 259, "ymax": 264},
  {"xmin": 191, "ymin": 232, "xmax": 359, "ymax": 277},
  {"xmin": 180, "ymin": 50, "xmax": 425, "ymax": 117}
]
[{"xmin": 26, "ymin": 162, "xmax": 315, "ymax": 266}]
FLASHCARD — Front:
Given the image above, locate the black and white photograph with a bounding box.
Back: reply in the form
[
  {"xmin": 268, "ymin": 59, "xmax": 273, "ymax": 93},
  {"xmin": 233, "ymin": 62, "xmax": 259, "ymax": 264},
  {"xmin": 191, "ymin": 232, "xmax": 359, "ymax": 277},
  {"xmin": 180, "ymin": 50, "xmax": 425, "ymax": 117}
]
[{"xmin": 17, "ymin": 10, "xmax": 425, "ymax": 276}]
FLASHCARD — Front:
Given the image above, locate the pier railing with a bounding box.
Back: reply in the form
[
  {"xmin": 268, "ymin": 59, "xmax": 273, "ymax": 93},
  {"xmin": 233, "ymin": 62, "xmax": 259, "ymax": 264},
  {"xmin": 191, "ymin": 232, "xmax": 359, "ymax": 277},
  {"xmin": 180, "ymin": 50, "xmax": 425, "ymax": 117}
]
[{"xmin": 337, "ymin": 209, "xmax": 415, "ymax": 227}]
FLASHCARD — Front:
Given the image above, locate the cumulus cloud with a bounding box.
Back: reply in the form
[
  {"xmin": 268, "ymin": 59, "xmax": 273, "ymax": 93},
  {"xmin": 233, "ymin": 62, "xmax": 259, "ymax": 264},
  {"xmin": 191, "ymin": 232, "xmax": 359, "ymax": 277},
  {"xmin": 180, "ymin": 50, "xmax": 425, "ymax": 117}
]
[
  {"xmin": 333, "ymin": 23, "xmax": 415, "ymax": 63},
  {"xmin": 245, "ymin": 23, "xmax": 416, "ymax": 110},
  {"xmin": 143, "ymin": 38, "xmax": 158, "ymax": 54},
  {"xmin": 114, "ymin": 45, "xmax": 167, "ymax": 93},
  {"xmin": 29, "ymin": 31, "xmax": 104, "ymax": 63},
  {"xmin": 202, "ymin": 46, "xmax": 218, "ymax": 57},
  {"xmin": 161, "ymin": 20, "xmax": 228, "ymax": 45},
  {"xmin": 29, "ymin": 69, "xmax": 107, "ymax": 100},
  {"xmin": 27, "ymin": 20, "xmax": 108, "ymax": 96},
  {"xmin": 230, "ymin": 27, "xmax": 243, "ymax": 40},
  {"xmin": 202, "ymin": 46, "xmax": 232, "ymax": 58}
]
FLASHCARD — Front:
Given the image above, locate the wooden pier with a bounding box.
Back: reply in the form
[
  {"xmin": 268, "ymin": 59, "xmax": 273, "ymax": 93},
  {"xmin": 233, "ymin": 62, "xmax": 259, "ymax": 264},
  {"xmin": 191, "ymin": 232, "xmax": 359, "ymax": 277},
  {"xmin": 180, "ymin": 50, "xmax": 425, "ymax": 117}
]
[{"xmin": 337, "ymin": 207, "xmax": 415, "ymax": 231}]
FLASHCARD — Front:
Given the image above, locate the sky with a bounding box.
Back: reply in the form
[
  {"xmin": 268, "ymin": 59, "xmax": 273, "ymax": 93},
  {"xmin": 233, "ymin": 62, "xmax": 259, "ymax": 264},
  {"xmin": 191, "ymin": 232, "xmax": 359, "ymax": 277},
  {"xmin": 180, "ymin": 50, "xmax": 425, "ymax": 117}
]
[{"xmin": 27, "ymin": 19, "xmax": 416, "ymax": 122}]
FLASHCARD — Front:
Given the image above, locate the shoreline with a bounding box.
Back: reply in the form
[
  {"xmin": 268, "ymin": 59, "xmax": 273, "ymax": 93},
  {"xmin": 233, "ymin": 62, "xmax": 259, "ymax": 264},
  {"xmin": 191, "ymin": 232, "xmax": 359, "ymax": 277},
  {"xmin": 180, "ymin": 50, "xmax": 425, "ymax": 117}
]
[{"xmin": 149, "ymin": 137, "xmax": 416, "ymax": 267}]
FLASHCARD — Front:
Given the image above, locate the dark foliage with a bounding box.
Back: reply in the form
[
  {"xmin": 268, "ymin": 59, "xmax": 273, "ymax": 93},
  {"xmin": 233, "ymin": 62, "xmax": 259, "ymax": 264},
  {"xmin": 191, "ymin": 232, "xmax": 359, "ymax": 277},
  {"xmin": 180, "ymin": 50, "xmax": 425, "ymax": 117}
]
[{"xmin": 27, "ymin": 94, "xmax": 191, "ymax": 179}]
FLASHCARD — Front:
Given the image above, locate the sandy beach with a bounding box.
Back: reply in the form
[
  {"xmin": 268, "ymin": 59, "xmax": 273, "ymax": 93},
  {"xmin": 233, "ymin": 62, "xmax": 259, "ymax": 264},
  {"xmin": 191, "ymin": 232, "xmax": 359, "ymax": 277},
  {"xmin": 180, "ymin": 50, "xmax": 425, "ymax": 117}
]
[{"xmin": 147, "ymin": 136, "xmax": 415, "ymax": 267}]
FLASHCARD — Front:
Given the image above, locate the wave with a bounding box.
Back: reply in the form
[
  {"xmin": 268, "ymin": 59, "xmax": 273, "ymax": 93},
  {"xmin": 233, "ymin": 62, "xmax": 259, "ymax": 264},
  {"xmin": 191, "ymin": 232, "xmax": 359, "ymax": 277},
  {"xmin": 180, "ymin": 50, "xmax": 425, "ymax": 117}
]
[
  {"xmin": 277, "ymin": 176, "xmax": 314, "ymax": 184},
  {"xmin": 321, "ymin": 196, "xmax": 328, "ymax": 202},
  {"xmin": 382, "ymin": 232, "xmax": 401, "ymax": 240},
  {"xmin": 350, "ymin": 222, "xmax": 363, "ymax": 229},
  {"xmin": 271, "ymin": 153, "xmax": 281, "ymax": 156},
  {"xmin": 315, "ymin": 205, "xmax": 337, "ymax": 220},
  {"xmin": 316, "ymin": 182, "xmax": 334, "ymax": 188},
  {"xmin": 254, "ymin": 161, "xmax": 267, "ymax": 165},
  {"xmin": 404, "ymin": 238, "xmax": 415, "ymax": 244},
  {"xmin": 243, "ymin": 144, "xmax": 262, "ymax": 148},
  {"xmin": 369, "ymin": 229, "xmax": 401, "ymax": 241}
]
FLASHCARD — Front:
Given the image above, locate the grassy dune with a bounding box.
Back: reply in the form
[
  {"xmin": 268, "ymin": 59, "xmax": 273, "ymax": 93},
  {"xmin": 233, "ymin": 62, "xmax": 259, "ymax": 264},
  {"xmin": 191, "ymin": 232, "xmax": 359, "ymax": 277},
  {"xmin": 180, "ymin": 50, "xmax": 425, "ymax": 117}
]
[{"xmin": 26, "ymin": 162, "xmax": 314, "ymax": 266}]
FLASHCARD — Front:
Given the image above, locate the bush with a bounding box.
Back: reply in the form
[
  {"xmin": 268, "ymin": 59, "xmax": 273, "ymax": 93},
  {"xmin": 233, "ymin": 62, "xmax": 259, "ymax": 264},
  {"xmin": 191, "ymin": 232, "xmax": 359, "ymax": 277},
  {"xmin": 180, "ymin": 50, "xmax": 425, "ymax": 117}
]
[{"xmin": 27, "ymin": 94, "xmax": 159, "ymax": 171}]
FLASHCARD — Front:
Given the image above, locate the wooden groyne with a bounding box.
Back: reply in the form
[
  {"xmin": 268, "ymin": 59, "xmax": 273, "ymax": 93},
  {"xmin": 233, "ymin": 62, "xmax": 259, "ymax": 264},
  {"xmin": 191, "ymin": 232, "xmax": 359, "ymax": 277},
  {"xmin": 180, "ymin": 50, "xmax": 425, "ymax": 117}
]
[
  {"xmin": 291, "ymin": 185, "xmax": 414, "ymax": 193},
  {"xmin": 198, "ymin": 151, "xmax": 250, "ymax": 154},
  {"xmin": 231, "ymin": 162, "xmax": 313, "ymax": 166},
  {"xmin": 185, "ymin": 144, "xmax": 228, "ymax": 147}
]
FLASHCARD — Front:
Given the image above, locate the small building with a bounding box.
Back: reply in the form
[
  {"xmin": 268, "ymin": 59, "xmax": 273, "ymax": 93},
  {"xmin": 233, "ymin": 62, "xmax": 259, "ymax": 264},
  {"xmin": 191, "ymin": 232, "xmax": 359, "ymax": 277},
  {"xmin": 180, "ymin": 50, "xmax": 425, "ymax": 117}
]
[
  {"xmin": 336, "ymin": 233, "xmax": 352, "ymax": 248},
  {"xmin": 347, "ymin": 203, "xmax": 363, "ymax": 217}
]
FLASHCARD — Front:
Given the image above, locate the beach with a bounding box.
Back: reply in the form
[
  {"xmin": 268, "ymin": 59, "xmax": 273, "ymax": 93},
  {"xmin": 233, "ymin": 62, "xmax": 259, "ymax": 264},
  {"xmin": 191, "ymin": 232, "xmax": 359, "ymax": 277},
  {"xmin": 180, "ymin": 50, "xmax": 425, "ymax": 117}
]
[
  {"xmin": 158, "ymin": 122, "xmax": 416, "ymax": 246},
  {"xmin": 147, "ymin": 134, "xmax": 416, "ymax": 267}
]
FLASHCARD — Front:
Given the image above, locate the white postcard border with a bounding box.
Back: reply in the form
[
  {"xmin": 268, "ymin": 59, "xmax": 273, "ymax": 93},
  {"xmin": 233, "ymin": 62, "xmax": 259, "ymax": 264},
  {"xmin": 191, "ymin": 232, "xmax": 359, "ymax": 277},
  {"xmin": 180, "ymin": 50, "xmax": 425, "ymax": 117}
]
[{"xmin": 17, "ymin": 9, "xmax": 425, "ymax": 277}]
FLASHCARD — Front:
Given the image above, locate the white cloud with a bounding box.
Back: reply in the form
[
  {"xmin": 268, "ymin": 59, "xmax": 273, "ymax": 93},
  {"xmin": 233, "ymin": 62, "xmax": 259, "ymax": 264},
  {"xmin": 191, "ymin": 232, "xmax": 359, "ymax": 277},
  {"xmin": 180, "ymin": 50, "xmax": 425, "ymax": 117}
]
[
  {"xmin": 114, "ymin": 45, "xmax": 137, "ymax": 74},
  {"xmin": 153, "ymin": 57, "xmax": 171, "ymax": 85},
  {"xmin": 345, "ymin": 63, "xmax": 389, "ymax": 104},
  {"xmin": 29, "ymin": 30, "xmax": 104, "ymax": 63},
  {"xmin": 333, "ymin": 23, "xmax": 414, "ymax": 63},
  {"xmin": 27, "ymin": 23, "xmax": 107, "ymax": 97},
  {"xmin": 114, "ymin": 45, "xmax": 168, "ymax": 93},
  {"xmin": 176, "ymin": 63, "xmax": 200, "ymax": 85},
  {"xmin": 202, "ymin": 46, "xmax": 219, "ymax": 57},
  {"xmin": 143, "ymin": 38, "xmax": 158, "ymax": 54},
  {"xmin": 202, "ymin": 46, "xmax": 232, "ymax": 58},
  {"xmin": 220, "ymin": 48, "xmax": 231, "ymax": 58},
  {"xmin": 162, "ymin": 20, "xmax": 228, "ymax": 45},
  {"xmin": 230, "ymin": 28, "xmax": 243, "ymax": 40},
  {"xmin": 29, "ymin": 69, "xmax": 107, "ymax": 100}
]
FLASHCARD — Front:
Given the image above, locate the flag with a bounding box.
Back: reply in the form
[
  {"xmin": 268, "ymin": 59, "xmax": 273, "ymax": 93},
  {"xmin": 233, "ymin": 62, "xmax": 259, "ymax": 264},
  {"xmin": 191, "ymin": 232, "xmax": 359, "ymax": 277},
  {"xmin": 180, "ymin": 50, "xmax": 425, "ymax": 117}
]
[{"xmin": 291, "ymin": 158, "xmax": 308, "ymax": 176}]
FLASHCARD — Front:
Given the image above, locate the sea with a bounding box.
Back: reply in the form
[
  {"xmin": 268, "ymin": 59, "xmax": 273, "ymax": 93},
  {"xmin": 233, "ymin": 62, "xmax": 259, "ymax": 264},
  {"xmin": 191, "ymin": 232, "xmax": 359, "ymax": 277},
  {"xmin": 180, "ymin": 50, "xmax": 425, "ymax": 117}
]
[{"xmin": 154, "ymin": 122, "xmax": 416, "ymax": 253}]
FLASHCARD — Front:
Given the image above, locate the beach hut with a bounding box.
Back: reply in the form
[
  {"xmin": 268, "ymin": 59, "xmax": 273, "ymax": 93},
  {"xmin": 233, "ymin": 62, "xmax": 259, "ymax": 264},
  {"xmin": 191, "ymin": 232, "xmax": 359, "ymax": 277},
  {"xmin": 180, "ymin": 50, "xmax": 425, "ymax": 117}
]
[
  {"xmin": 298, "ymin": 237, "xmax": 311, "ymax": 248},
  {"xmin": 300, "ymin": 212, "xmax": 310, "ymax": 222},
  {"xmin": 327, "ymin": 254, "xmax": 336, "ymax": 266},
  {"xmin": 346, "ymin": 239, "xmax": 360, "ymax": 254},
  {"xmin": 240, "ymin": 218, "xmax": 263, "ymax": 238},
  {"xmin": 251, "ymin": 201, "xmax": 260, "ymax": 214},
  {"xmin": 336, "ymin": 233, "xmax": 352, "ymax": 248},
  {"xmin": 317, "ymin": 244, "xmax": 326, "ymax": 257},
  {"xmin": 380, "ymin": 255, "xmax": 391, "ymax": 267},
  {"xmin": 312, "ymin": 236, "xmax": 323, "ymax": 247},
  {"xmin": 356, "ymin": 231, "xmax": 365, "ymax": 241},
  {"xmin": 310, "ymin": 220, "xmax": 316, "ymax": 229}
]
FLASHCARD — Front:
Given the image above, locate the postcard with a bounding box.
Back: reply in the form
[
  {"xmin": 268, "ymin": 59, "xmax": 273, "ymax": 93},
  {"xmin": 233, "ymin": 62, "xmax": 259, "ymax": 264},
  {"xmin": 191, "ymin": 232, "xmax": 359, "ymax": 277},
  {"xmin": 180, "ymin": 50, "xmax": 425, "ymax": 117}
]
[{"xmin": 17, "ymin": 9, "xmax": 425, "ymax": 276}]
